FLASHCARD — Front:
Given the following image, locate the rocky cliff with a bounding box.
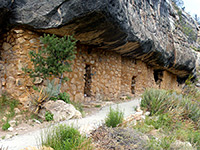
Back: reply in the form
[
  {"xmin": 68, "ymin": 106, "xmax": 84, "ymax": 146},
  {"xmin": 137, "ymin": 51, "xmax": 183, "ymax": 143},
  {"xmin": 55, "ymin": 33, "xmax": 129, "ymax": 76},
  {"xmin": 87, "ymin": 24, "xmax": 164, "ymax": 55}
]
[{"xmin": 0, "ymin": 0, "xmax": 199, "ymax": 77}]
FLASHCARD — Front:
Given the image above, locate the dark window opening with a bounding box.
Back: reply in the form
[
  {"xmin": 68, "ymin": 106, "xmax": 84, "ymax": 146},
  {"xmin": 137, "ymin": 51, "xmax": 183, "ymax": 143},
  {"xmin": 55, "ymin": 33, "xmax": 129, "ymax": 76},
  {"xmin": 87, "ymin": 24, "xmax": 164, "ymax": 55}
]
[
  {"xmin": 131, "ymin": 76, "xmax": 136, "ymax": 94},
  {"xmin": 84, "ymin": 64, "xmax": 92, "ymax": 97},
  {"xmin": 177, "ymin": 76, "xmax": 187, "ymax": 86},
  {"xmin": 87, "ymin": 48, "xmax": 92, "ymax": 54},
  {"xmin": 154, "ymin": 70, "xmax": 163, "ymax": 87},
  {"xmin": 177, "ymin": 75, "xmax": 196, "ymax": 86}
]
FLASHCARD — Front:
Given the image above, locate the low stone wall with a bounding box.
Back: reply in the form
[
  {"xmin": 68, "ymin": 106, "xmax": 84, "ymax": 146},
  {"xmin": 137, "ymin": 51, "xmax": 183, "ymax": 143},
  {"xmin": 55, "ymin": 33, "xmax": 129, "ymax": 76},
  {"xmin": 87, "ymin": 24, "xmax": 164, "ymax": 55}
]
[{"xmin": 0, "ymin": 28, "xmax": 179, "ymax": 105}]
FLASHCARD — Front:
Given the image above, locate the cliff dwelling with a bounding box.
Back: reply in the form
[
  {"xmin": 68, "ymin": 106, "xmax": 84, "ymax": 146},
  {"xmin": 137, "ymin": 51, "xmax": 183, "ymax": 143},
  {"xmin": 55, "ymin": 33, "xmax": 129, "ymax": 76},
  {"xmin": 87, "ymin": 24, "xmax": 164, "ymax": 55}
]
[
  {"xmin": 0, "ymin": 0, "xmax": 199, "ymax": 105},
  {"xmin": 0, "ymin": 28, "xmax": 181, "ymax": 105}
]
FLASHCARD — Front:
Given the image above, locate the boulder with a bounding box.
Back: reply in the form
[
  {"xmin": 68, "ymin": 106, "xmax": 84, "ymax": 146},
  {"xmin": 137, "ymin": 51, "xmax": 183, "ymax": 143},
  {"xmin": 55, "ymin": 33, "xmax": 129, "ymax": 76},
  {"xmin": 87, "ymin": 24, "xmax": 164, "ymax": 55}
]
[
  {"xmin": 170, "ymin": 140, "xmax": 194, "ymax": 150},
  {"xmin": 39, "ymin": 100, "xmax": 82, "ymax": 122}
]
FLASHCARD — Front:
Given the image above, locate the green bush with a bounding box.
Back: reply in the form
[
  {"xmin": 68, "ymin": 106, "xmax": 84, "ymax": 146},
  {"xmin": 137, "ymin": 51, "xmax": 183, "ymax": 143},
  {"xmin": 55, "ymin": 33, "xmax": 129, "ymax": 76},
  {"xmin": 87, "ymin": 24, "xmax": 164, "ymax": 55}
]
[
  {"xmin": 23, "ymin": 34, "xmax": 77, "ymax": 91},
  {"xmin": 148, "ymin": 136, "xmax": 175, "ymax": 150},
  {"xmin": 2, "ymin": 122, "xmax": 10, "ymax": 131},
  {"xmin": 50, "ymin": 92, "xmax": 70, "ymax": 104},
  {"xmin": 105, "ymin": 107, "xmax": 124, "ymax": 128},
  {"xmin": 45, "ymin": 111, "xmax": 54, "ymax": 122},
  {"xmin": 145, "ymin": 113, "xmax": 173, "ymax": 130},
  {"xmin": 41, "ymin": 124, "xmax": 93, "ymax": 150}
]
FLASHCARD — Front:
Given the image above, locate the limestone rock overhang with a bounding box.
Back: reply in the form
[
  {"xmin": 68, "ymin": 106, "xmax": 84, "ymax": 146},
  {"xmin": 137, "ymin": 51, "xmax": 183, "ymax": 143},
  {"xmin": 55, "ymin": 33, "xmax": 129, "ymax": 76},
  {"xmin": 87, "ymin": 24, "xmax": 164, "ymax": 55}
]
[{"xmin": 6, "ymin": 0, "xmax": 198, "ymax": 77}]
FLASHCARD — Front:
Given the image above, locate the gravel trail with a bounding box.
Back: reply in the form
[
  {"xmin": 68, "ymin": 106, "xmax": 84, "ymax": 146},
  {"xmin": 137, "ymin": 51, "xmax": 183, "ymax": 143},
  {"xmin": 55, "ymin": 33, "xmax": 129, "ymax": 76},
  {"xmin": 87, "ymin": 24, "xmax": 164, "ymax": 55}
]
[{"xmin": 0, "ymin": 98, "xmax": 141, "ymax": 150}]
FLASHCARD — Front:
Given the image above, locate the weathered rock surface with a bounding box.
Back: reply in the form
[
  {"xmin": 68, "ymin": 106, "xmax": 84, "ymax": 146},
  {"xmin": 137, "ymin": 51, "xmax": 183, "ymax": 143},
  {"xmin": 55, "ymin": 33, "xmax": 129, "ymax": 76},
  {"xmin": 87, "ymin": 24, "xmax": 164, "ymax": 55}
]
[
  {"xmin": 0, "ymin": 0, "xmax": 199, "ymax": 76},
  {"xmin": 170, "ymin": 140, "xmax": 194, "ymax": 150},
  {"xmin": 39, "ymin": 100, "xmax": 82, "ymax": 122}
]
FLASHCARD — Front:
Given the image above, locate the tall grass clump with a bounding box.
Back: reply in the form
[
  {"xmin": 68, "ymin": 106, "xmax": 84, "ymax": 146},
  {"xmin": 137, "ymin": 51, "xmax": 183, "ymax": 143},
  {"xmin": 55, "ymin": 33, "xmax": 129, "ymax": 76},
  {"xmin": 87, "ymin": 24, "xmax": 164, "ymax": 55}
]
[
  {"xmin": 180, "ymin": 98, "xmax": 200, "ymax": 127},
  {"xmin": 0, "ymin": 93, "xmax": 19, "ymax": 127},
  {"xmin": 141, "ymin": 89, "xmax": 200, "ymax": 128},
  {"xmin": 105, "ymin": 107, "xmax": 124, "ymax": 128},
  {"xmin": 141, "ymin": 89, "xmax": 174, "ymax": 115},
  {"xmin": 138, "ymin": 88, "xmax": 200, "ymax": 149},
  {"xmin": 0, "ymin": 146, "xmax": 8, "ymax": 150},
  {"xmin": 41, "ymin": 124, "xmax": 93, "ymax": 150},
  {"xmin": 0, "ymin": 93, "xmax": 19, "ymax": 115}
]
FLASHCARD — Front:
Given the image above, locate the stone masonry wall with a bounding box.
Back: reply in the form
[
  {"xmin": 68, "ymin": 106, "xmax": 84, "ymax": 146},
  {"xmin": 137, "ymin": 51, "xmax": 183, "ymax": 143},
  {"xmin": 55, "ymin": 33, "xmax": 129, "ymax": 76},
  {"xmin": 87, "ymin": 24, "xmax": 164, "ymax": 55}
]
[
  {"xmin": 0, "ymin": 28, "xmax": 180, "ymax": 105},
  {"xmin": 121, "ymin": 57, "xmax": 157, "ymax": 95}
]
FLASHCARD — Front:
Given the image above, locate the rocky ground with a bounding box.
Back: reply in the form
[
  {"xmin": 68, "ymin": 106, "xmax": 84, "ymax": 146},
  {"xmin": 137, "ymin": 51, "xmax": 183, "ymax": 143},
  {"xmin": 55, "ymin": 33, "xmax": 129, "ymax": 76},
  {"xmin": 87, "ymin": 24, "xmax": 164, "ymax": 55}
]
[
  {"xmin": 0, "ymin": 98, "xmax": 141, "ymax": 150},
  {"xmin": 91, "ymin": 126, "xmax": 148, "ymax": 150}
]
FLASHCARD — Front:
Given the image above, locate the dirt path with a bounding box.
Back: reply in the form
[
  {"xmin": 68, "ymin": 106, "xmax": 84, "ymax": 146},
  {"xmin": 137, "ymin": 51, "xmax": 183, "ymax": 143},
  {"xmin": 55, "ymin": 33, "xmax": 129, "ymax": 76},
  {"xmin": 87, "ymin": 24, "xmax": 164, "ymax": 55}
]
[{"xmin": 0, "ymin": 98, "xmax": 141, "ymax": 150}]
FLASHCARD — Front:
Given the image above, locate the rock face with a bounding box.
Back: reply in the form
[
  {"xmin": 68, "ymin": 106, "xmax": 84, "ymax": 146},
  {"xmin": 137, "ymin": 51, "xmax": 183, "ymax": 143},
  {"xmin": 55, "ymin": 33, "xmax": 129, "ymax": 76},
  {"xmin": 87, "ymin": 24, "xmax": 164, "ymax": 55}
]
[{"xmin": 6, "ymin": 0, "xmax": 198, "ymax": 77}]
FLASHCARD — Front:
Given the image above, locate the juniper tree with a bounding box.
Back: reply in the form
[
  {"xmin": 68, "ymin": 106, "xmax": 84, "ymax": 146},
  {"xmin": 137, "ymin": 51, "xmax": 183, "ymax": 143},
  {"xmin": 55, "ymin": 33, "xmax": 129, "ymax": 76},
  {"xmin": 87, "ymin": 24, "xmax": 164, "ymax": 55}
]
[{"xmin": 25, "ymin": 34, "xmax": 77, "ymax": 92}]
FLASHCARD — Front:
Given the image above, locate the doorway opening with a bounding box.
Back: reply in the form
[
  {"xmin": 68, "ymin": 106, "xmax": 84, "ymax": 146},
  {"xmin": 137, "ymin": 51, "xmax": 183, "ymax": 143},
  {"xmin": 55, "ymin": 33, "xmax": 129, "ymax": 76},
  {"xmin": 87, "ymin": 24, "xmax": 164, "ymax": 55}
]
[
  {"xmin": 153, "ymin": 69, "xmax": 163, "ymax": 88},
  {"xmin": 131, "ymin": 76, "xmax": 136, "ymax": 94},
  {"xmin": 84, "ymin": 64, "xmax": 92, "ymax": 97}
]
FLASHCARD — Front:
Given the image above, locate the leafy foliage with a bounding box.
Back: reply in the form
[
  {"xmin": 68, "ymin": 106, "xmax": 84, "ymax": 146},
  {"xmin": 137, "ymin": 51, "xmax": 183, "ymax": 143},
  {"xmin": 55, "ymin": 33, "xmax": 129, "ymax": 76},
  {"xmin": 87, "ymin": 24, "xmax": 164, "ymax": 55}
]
[
  {"xmin": 51, "ymin": 92, "xmax": 71, "ymax": 103},
  {"xmin": 45, "ymin": 111, "xmax": 54, "ymax": 122},
  {"xmin": 24, "ymin": 34, "xmax": 77, "ymax": 90},
  {"xmin": 2, "ymin": 122, "xmax": 10, "ymax": 131},
  {"xmin": 58, "ymin": 92, "xmax": 70, "ymax": 103},
  {"xmin": 41, "ymin": 124, "xmax": 93, "ymax": 150},
  {"xmin": 105, "ymin": 107, "xmax": 124, "ymax": 128}
]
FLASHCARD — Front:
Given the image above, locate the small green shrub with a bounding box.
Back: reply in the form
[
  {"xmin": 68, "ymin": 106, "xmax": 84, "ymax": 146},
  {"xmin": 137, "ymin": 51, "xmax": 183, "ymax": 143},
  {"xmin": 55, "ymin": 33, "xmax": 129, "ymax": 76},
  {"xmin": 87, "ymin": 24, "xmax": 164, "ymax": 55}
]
[
  {"xmin": 41, "ymin": 124, "xmax": 93, "ymax": 150},
  {"xmin": 133, "ymin": 121, "xmax": 155, "ymax": 133},
  {"xmin": 105, "ymin": 107, "xmax": 124, "ymax": 128},
  {"xmin": 148, "ymin": 136, "xmax": 175, "ymax": 150},
  {"xmin": 188, "ymin": 130, "xmax": 200, "ymax": 148},
  {"xmin": 145, "ymin": 113, "xmax": 173, "ymax": 130},
  {"xmin": 58, "ymin": 92, "xmax": 70, "ymax": 103},
  {"xmin": 126, "ymin": 96, "xmax": 131, "ymax": 100},
  {"xmin": 45, "ymin": 111, "xmax": 54, "ymax": 122},
  {"xmin": 95, "ymin": 105, "xmax": 101, "ymax": 108},
  {"xmin": 50, "ymin": 92, "xmax": 71, "ymax": 103},
  {"xmin": 2, "ymin": 122, "xmax": 10, "ymax": 131}
]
